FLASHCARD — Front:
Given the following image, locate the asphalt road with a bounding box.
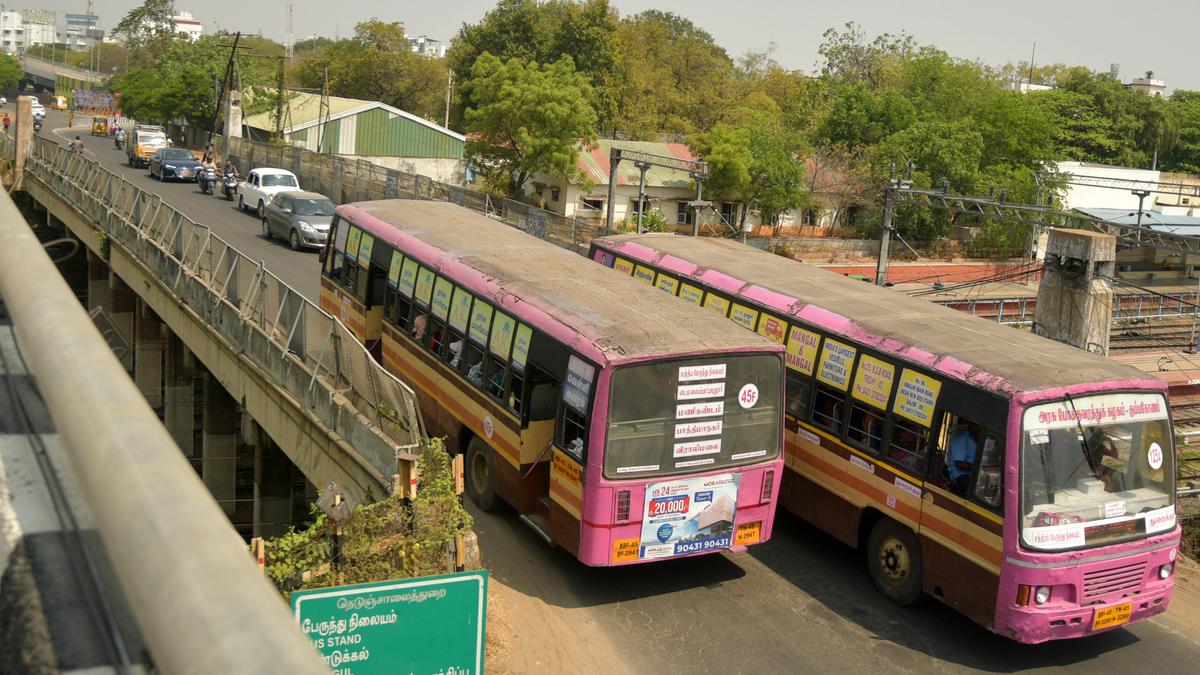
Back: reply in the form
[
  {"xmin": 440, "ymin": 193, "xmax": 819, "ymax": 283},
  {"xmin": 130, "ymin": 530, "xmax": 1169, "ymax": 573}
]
[{"xmin": 34, "ymin": 110, "xmax": 1200, "ymax": 673}]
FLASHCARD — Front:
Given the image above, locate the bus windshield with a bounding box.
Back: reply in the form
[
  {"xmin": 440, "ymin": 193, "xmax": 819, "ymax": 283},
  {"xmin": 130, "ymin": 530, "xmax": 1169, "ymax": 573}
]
[
  {"xmin": 1020, "ymin": 392, "xmax": 1175, "ymax": 551},
  {"xmin": 604, "ymin": 353, "xmax": 781, "ymax": 480}
]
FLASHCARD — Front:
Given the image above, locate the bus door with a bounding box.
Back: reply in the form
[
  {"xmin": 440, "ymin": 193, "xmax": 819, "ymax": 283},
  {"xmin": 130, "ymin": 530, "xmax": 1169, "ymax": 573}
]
[{"xmin": 520, "ymin": 365, "xmax": 560, "ymax": 510}]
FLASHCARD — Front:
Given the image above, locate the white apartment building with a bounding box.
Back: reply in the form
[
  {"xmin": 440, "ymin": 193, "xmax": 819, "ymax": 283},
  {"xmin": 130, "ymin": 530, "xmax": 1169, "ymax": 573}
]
[
  {"xmin": 409, "ymin": 35, "xmax": 446, "ymax": 58},
  {"xmin": 0, "ymin": 8, "xmax": 57, "ymax": 54}
]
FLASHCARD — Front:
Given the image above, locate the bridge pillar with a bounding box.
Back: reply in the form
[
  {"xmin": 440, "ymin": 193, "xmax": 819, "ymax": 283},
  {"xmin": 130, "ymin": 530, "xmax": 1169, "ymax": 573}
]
[
  {"xmin": 1034, "ymin": 228, "xmax": 1116, "ymax": 355},
  {"xmin": 134, "ymin": 299, "xmax": 164, "ymax": 410},
  {"xmin": 250, "ymin": 421, "xmax": 293, "ymax": 539},
  {"xmin": 110, "ymin": 275, "xmax": 136, "ymax": 372},
  {"xmin": 163, "ymin": 334, "xmax": 196, "ymax": 458},
  {"xmin": 86, "ymin": 250, "xmax": 111, "ymax": 314},
  {"xmin": 202, "ymin": 372, "xmax": 238, "ymax": 517}
]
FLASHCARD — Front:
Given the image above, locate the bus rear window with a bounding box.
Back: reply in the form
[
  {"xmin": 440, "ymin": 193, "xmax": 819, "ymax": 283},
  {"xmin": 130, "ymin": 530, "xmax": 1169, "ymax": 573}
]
[{"xmin": 604, "ymin": 353, "xmax": 782, "ymax": 480}]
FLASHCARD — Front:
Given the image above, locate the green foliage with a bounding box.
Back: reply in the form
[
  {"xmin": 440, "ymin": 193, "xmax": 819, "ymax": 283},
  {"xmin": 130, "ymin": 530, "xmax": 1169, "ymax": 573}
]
[
  {"xmin": 0, "ymin": 55, "xmax": 21, "ymax": 92},
  {"xmin": 448, "ymin": 0, "xmax": 619, "ymax": 130},
  {"xmin": 819, "ymin": 84, "xmax": 914, "ymax": 148},
  {"xmin": 265, "ymin": 438, "xmax": 474, "ymax": 595},
  {"xmin": 463, "ymin": 53, "xmax": 597, "ymax": 197},
  {"xmin": 292, "ymin": 20, "xmax": 449, "ymax": 121},
  {"xmin": 621, "ymin": 208, "xmax": 669, "ymax": 232},
  {"xmin": 110, "ymin": 0, "xmax": 177, "ymax": 66},
  {"xmin": 1161, "ymin": 91, "xmax": 1200, "ymax": 174}
]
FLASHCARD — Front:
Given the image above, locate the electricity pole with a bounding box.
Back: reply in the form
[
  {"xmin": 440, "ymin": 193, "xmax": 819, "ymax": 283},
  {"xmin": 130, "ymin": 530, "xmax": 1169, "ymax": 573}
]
[{"xmin": 875, "ymin": 163, "xmax": 913, "ymax": 287}]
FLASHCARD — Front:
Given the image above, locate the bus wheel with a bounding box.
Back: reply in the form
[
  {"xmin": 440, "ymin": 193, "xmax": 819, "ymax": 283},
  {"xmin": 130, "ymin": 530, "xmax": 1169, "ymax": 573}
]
[
  {"xmin": 465, "ymin": 437, "xmax": 500, "ymax": 512},
  {"xmin": 867, "ymin": 519, "xmax": 923, "ymax": 606}
]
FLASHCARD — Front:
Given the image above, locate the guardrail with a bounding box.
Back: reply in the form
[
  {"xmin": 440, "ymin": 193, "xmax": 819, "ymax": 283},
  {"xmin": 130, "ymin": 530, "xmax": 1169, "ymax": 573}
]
[
  {"xmin": 0, "ymin": 169, "xmax": 327, "ymax": 673},
  {"xmin": 936, "ymin": 289, "xmax": 1200, "ymax": 326},
  {"xmin": 20, "ymin": 53, "xmax": 104, "ymax": 83},
  {"xmin": 23, "ymin": 134, "xmax": 425, "ymax": 494}
]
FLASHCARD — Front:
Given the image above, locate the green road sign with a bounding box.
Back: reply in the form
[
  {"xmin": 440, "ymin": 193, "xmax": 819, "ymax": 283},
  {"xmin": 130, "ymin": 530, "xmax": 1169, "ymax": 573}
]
[{"xmin": 291, "ymin": 570, "xmax": 488, "ymax": 675}]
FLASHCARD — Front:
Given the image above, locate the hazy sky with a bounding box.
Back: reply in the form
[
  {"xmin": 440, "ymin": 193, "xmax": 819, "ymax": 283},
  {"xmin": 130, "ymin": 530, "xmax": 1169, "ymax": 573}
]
[{"xmin": 41, "ymin": 1, "xmax": 1200, "ymax": 89}]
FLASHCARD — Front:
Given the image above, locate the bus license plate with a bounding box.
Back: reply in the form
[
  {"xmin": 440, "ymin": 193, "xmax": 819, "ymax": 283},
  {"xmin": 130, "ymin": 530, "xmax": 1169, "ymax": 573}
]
[
  {"xmin": 1092, "ymin": 602, "xmax": 1132, "ymax": 630},
  {"xmin": 734, "ymin": 521, "xmax": 761, "ymax": 546}
]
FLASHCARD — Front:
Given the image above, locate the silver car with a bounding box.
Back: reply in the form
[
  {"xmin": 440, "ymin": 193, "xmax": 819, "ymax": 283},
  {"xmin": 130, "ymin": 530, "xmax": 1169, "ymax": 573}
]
[{"xmin": 261, "ymin": 191, "xmax": 335, "ymax": 251}]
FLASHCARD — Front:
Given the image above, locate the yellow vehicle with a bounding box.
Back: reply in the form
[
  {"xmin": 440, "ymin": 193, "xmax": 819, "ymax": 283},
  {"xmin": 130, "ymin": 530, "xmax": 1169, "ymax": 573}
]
[
  {"xmin": 90, "ymin": 116, "xmax": 109, "ymax": 136},
  {"xmin": 52, "ymin": 95, "xmax": 68, "ymax": 111},
  {"xmin": 126, "ymin": 125, "xmax": 167, "ymax": 168}
]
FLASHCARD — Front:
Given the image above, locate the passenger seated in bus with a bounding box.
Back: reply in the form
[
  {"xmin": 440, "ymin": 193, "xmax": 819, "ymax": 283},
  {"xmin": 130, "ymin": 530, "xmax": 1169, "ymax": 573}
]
[
  {"xmin": 467, "ymin": 360, "xmax": 484, "ymax": 388},
  {"xmin": 849, "ymin": 407, "xmax": 883, "ymax": 453},
  {"xmin": 448, "ymin": 339, "xmax": 464, "ymax": 368},
  {"xmin": 412, "ymin": 314, "xmax": 428, "ymax": 341},
  {"xmin": 889, "ymin": 426, "xmax": 925, "ymax": 472},
  {"xmin": 1089, "ymin": 434, "xmax": 1121, "ymax": 492},
  {"xmin": 487, "ymin": 369, "xmax": 505, "ymax": 398},
  {"xmin": 947, "ymin": 422, "xmax": 980, "ymax": 495}
]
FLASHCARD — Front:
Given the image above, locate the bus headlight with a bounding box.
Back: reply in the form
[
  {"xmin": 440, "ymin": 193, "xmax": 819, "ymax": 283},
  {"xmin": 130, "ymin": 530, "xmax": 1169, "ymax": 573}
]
[
  {"xmin": 1160, "ymin": 563, "xmax": 1174, "ymax": 579},
  {"xmin": 1034, "ymin": 586, "xmax": 1051, "ymax": 605}
]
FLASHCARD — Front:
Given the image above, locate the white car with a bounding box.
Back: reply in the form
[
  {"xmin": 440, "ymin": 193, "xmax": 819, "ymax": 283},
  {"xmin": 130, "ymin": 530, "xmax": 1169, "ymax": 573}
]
[
  {"xmin": 237, "ymin": 168, "xmax": 301, "ymax": 218},
  {"xmin": 21, "ymin": 96, "xmax": 44, "ymax": 116}
]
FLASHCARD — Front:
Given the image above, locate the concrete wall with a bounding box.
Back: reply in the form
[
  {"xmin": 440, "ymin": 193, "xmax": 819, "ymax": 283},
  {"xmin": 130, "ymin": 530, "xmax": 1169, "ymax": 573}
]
[{"xmin": 360, "ymin": 155, "xmax": 465, "ymax": 186}]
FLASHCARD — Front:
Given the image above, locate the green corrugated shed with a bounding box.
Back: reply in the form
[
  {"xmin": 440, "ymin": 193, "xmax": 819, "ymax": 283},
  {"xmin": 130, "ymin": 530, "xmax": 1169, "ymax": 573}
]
[
  {"xmin": 352, "ymin": 108, "xmax": 464, "ymax": 158},
  {"xmin": 320, "ymin": 119, "xmax": 340, "ymax": 154}
]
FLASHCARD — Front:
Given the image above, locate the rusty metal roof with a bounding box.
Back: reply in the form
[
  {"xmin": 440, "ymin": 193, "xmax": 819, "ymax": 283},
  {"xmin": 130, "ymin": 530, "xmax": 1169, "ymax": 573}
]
[{"xmin": 576, "ymin": 139, "xmax": 698, "ymax": 188}]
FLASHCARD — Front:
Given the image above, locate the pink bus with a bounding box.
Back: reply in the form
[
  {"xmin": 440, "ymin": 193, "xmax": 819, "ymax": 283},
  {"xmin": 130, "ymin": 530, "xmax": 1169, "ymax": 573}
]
[
  {"xmin": 589, "ymin": 233, "xmax": 1180, "ymax": 642},
  {"xmin": 318, "ymin": 201, "xmax": 785, "ymax": 566}
]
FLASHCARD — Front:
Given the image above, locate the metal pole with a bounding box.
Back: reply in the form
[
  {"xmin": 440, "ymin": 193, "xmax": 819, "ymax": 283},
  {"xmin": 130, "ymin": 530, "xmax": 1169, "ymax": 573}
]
[
  {"xmin": 875, "ymin": 178, "xmax": 896, "ymax": 286},
  {"xmin": 635, "ymin": 161, "xmax": 648, "ymax": 233},
  {"xmin": 1191, "ymin": 276, "xmax": 1200, "ymax": 353},
  {"xmin": 604, "ymin": 147, "xmax": 619, "ymax": 235},
  {"xmin": 692, "ymin": 179, "xmax": 702, "ymax": 237},
  {"xmin": 0, "ymin": 191, "xmax": 326, "ymax": 674}
]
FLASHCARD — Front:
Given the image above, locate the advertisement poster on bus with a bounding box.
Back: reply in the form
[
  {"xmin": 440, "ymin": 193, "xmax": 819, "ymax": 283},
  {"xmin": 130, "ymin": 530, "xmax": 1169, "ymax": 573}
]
[{"xmin": 639, "ymin": 473, "xmax": 740, "ymax": 559}]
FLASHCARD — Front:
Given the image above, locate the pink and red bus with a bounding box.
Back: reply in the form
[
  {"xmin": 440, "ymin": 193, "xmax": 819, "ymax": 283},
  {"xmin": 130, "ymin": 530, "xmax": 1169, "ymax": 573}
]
[
  {"xmin": 318, "ymin": 201, "xmax": 785, "ymax": 566},
  {"xmin": 589, "ymin": 233, "xmax": 1179, "ymax": 642}
]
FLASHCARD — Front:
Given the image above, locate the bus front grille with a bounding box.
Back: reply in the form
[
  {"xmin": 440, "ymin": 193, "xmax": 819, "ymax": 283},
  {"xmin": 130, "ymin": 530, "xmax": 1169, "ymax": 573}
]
[{"xmin": 1083, "ymin": 561, "xmax": 1147, "ymax": 602}]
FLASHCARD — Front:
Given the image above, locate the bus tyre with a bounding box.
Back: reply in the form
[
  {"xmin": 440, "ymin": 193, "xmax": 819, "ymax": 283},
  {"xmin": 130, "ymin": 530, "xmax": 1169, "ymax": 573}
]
[
  {"xmin": 466, "ymin": 437, "xmax": 500, "ymax": 512},
  {"xmin": 867, "ymin": 519, "xmax": 923, "ymax": 606}
]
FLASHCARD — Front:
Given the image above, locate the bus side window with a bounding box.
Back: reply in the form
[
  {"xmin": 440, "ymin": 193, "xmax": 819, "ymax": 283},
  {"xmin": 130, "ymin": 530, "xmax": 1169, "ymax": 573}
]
[
  {"xmin": 558, "ymin": 405, "xmax": 588, "ymax": 460},
  {"xmin": 785, "ymin": 370, "xmax": 812, "ymax": 419},
  {"xmin": 366, "ymin": 263, "xmax": 387, "ymax": 308},
  {"xmin": 848, "ymin": 404, "xmax": 885, "ymax": 454},
  {"xmin": 325, "ymin": 218, "xmax": 346, "ymax": 279},
  {"xmin": 527, "ymin": 367, "xmax": 560, "ymax": 423},
  {"xmin": 931, "ymin": 412, "xmax": 984, "ymax": 497},
  {"xmin": 888, "ymin": 419, "xmax": 931, "ymax": 477},
  {"xmin": 811, "ymin": 384, "xmax": 846, "ymax": 434},
  {"xmin": 973, "ymin": 434, "xmax": 1004, "ymax": 510}
]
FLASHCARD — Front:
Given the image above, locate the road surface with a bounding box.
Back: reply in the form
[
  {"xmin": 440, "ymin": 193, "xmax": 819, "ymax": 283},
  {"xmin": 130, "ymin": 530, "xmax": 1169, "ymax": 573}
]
[{"xmin": 34, "ymin": 111, "xmax": 1200, "ymax": 673}]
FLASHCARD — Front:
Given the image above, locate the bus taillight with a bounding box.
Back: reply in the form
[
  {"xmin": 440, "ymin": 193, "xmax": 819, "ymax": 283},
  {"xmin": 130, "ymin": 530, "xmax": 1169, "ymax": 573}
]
[
  {"xmin": 615, "ymin": 489, "xmax": 632, "ymax": 523},
  {"xmin": 761, "ymin": 469, "xmax": 775, "ymax": 503}
]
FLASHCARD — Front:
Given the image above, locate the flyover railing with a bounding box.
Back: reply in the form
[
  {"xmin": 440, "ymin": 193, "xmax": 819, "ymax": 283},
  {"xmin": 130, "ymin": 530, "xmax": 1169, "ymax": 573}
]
[
  {"xmin": 0, "ymin": 171, "xmax": 327, "ymax": 674},
  {"xmin": 24, "ymin": 134, "xmax": 425, "ymax": 494},
  {"xmin": 936, "ymin": 289, "xmax": 1200, "ymax": 326},
  {"xmin": 225, "ymin": 135, "xmax": 602, "ymax": 254}
]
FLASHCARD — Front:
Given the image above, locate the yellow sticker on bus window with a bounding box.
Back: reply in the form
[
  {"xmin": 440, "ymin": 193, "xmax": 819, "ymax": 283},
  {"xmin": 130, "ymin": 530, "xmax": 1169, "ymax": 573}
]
[
  {"xmin": 387, "ymin": 250, "xmax": 403, "ymax": 288},
  {"xmin": 357, "ymin": 233, "xmax": 375, "ymax": 268},
  {"xmin": 893, "ymin": 368, "xmax": 942, "ymax": 427},
  {"xmin": 704, "ymin": 294, "xmax": 731, "ymax": 317},
  {"xmin": 633, "ymin": 265, "xmax": 656, "ymax": 285},
  {"xmin": 345, "ymin": 226, "xmax": 362, "ymax": 258},
  {"xmin": 816, "ymin": 338, "xmax": 856, "ymax": 391},
  {"xmin": 398, "ymin": 257, "xmax": 418, "ymax": 297},
  {"xmin": 431, "ymin": 276, "xmax": 453, "ymax": 320},
  {"xmin": 852, "ymin": 354, "xmax": 896, "ymax": 410},
  {"xmin": 679, "ymin": 283, "xmax": 704, "ymax": 305},
  {"xmin": 414, "ymin": 266, "xmax": 434, "ymax": 306},
  {"xmin": 469, "ymin": 300, "xmax": 493, "ymax": 345},
  {"xmin": 512, "ymin": 323, "xmax": 533, "ymax": 371},
  {"xmin": 490, "ymin": 313, "xmax": 515, "ymax": 359},
  {"xmin": 449, "ymin": 286, "xmax": 472, "ymax": 332},
  {"xmin": 729, "ymin": 303, "xmax": 759, "ymax": 330},
  {"xmin": 757, "ymin": 314, "xmax": 788, "ymax": 344},
  {"xmin": 785, "ymin": 326, "xmax": 820, "ymax": 375},
  {"xmin": 656, "ymin": 274, "xmax": 679, "ymax": 295},
  {"xmin": 613, "ymin": 258, "xmax": 635, "ymax": 276}
]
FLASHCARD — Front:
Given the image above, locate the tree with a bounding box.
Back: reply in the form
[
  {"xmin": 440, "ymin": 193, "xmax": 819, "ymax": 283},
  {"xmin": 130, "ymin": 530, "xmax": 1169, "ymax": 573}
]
[
  {"xmin": 463, "ymin": 53, "xmax": 597, "ymax": 197},
  {"xmin": 110, "ymin": 0, "xmax": 177, "ymax": 66},
  {"xmin": 292, "ymin": 20, "xmax": 448, "ymax": 121},
  {"xmin": 818, "ymin": 84, "xmax": 915, "ymax": 148},
  {"xmin": 816, "ymin": 22, "xmax": 914, "ymax": 89},
  {"xmin": 1160, "ymin": 91, "xmax": 1200, "ymax": 174},
  {"xmin": 692, "ymin": 108, "xmax": 809, "ymax": 232},
  {"xmin": 0, "ymin": 55, "xmax": 21, "ymax": 93},
  {"xmin": 448, "ymin": 0, "xmax": 618, "ymax": 130}
]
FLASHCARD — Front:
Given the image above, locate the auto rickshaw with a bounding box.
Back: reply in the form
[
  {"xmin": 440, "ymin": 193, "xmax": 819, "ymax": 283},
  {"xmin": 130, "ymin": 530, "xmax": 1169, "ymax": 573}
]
[
  {"xmin": 52, "ymin": 95, "xmax": 68, "ymax": 111},
  {"xmin": 91, "ymin": 116, "xmax": 109, "ymax": 137}
]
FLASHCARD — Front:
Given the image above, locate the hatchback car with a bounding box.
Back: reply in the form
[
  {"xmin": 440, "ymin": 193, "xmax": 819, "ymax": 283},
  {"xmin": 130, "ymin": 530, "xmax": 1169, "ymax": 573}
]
[
  {"xmin": 148, "ymin": 147, "xmax": 202, "ymax": 181},
  {"xmin": 261, "ymin": 191, "xmax": 336, "ymax": 251}
]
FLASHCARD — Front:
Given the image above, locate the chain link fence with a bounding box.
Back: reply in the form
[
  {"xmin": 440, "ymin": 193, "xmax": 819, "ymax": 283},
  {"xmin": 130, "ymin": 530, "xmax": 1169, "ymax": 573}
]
[{"xmin": 23, "ymin": 135, "xmax": 425, "ymax": 496}]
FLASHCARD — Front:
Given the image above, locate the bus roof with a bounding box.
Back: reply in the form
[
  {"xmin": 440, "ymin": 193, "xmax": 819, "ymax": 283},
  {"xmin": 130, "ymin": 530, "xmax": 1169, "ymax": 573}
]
[
  {"xmin": 338, "ymin": 201, "xmax": 779, "ymax": 363},
  {"xmin": 595, "ymin": 233, "xmax": 1152, "ymax": 395}
]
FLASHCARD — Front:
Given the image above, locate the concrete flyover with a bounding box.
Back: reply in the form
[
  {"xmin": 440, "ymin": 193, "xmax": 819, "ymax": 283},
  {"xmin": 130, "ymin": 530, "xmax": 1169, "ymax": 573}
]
[
  {"xmin": 19, "ymin": 54, "xmax": 104, "ymax": 92},
  {"xmin": 17, "ymin": 135, "xmax": 425, "ymax": 507}
]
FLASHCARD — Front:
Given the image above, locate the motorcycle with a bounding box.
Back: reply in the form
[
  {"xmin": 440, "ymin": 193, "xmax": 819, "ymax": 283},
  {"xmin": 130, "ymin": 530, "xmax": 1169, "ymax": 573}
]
[
  {"xmin": 221, "ymin": 173, "xmax": 238, "ymax": 200},
  {"xmin": 199, "ymin": 166, "xmax": 217, "ymax": 195},
  {"xmin": 114, "ymin": 129, "xmax": 124, "ymax": 149}
]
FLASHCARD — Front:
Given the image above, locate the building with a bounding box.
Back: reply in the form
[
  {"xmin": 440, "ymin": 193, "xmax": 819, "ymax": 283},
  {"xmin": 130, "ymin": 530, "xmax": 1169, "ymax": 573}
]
[
  {"xmin": 1129, "ymin": 71, "xmax": 1166, "ymax": 98},
  {"xmin": 171, "ymin": 11, "xmax": 204, "ymax": 41},
  {"xmin": 241, "ymin": 91, "xmax": 465, "ymax": 184},
  {"xmin": 1156, "ymin": 173, "xmax": 1200, "ymax": 217},
  {"xmin": 61, "ymin": 13, "xmax": 104, "ymax": 51},
  {"xmin": 1056, "ymin": 161, "xmax": 1162, "ymax": 212},
  {"xmin": 408, "ymin": 35, "xmax": 446, "ymax": 58},
  {"xmin": 0, "ymin": 8, "xmax": 57, "ymax": 53}
]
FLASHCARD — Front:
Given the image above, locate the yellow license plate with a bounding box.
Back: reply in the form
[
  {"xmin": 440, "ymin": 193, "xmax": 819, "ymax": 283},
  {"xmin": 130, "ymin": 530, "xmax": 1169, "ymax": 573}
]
[
  {"xmin": 734, "ymin": 521, "xmax": 761, "ymax": 546},
  {"xmin": 1092, "ymin": 601, "xmax": 1133, "ymax": 630}
]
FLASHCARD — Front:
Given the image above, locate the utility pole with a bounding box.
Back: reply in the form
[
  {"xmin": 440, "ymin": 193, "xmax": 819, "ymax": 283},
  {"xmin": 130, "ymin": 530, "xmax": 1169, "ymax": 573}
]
[
  {"xmin": 284, "ymin": 1, "xmax": 294, "ymax": 65},
  {"xmin": 316, "ymin": 66, "xmax": 329, "ymax": 153},
  {"xmin": 444, "ymin": 72, "xmax": 453, "ymax": 129},
  {"xmin": 604, "ymin": 147, "xmax": 620, "ymax": 235},
  {"xmin": 207, "ymin": 31, "xmax": 245, "ymax": 155},
  {"xmin": 634, "ymin": 160, "xmax": 649, "ymax": 233},
  {"xmin": 875, "ymin": 162, "xmax": 912, "ymax": 287}
]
